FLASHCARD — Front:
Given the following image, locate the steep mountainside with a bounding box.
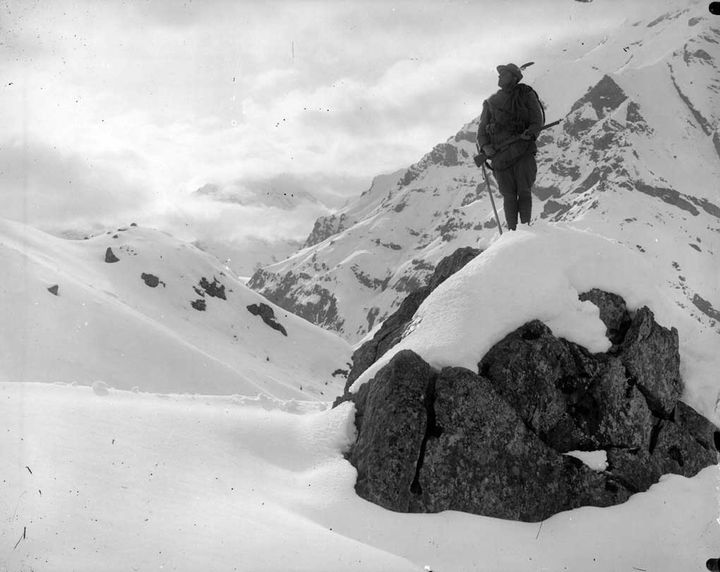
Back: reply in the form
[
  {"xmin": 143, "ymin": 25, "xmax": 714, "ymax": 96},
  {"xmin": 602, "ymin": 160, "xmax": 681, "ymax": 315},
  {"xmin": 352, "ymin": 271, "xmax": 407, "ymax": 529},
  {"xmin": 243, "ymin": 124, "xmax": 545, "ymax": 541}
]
[
  {"xmin": 0, "ymin": 218, "xmax": 351, "ymax": 399},
  {"xmin": 248, "ymin": 4, "xmax": 720, "ymax": 344}
]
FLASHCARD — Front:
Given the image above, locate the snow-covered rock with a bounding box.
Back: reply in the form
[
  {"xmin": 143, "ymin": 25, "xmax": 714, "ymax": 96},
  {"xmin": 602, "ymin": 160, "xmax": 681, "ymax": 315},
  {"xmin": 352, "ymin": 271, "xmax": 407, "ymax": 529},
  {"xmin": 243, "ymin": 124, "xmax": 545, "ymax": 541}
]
[{"xmin": 342, "ymin": 227, "xmax": 719, "ymax": 521}]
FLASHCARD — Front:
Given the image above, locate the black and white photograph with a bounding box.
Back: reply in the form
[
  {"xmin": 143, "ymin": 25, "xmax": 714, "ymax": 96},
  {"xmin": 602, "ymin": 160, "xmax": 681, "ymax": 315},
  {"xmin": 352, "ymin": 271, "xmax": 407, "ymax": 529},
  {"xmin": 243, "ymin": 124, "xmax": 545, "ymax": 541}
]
[{"xmin": 1, "ymin": 0, "xmax": 719, "ymax": 570}]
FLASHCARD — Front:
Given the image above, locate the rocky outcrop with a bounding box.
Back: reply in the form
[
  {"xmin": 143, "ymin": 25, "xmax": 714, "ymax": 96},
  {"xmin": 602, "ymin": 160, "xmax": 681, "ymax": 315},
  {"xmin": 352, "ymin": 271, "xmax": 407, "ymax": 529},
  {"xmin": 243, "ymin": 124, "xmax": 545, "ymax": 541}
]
[
  {"xmin": 198, "ymin": 276, "xmax": 226, "ymax": 300},
  {"xmin": 247, "ymin": 269, "xmax": 344, "ymax": 333},
  {"xmin": 336, "ymin": 246, "xmax": 480, "ymax": 404},
  {"xmin": 105, "ymin": 247, "xmax": 120, "ymax": 263},
  {"xmin": 345, "ymin": 291, "xmax": 719, "ymax": 522},
  {"xmin": 247, "ymin": 303, "xmax": 288, "ymax": 336},
  {"xmin": 303, "ymin": 213, "xmax": 349, "ymax": 248},
  {"xmin": 141, "ymin": 273, "xmax": 164, "ymax": 288}
]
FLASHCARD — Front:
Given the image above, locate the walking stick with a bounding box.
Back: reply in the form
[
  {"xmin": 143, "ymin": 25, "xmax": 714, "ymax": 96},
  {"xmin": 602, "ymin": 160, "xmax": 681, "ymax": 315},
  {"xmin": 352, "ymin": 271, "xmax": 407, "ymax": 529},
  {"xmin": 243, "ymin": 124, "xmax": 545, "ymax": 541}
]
[
  {"xmin": 475, "ymin": 140, "xmax": 503, "ymax": 235},
  {"xmin": 473, "ymin": 120, "xmax": 561, "ymax": 236}
]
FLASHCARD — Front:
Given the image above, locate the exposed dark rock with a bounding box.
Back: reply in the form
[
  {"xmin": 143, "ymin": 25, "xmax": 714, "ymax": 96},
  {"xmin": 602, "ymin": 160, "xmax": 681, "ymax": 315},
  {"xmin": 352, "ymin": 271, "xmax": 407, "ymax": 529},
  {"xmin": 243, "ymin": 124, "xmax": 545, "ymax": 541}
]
[
  {"xmin": 634, "ymin": 182, "xmax": 700, "ymax": 216},
  {"xmin": 304, "ymin": 213, "xmax": 348, "ymax": 248},
  {"xmin": 345, "ymin": 292, "xmax": 718, "ymax": 522},
  {"xmin": 570, "ymin": 75, "xmax": 628, "ymax": 118},
  {"xmin": 534, "ymin": 184, "xmax": 564, "ymax": 201},
  {"xmin": 478, "ymin": 320, "xmax": 651, "ymax": 452},
  {"xmin": 141, "ymin": 273, "xmax": 164, "ymax": 288},
  {"xmin": 579, "ymin": 288, "xmax": 632, "ymax": 346},
  {"xmin": 335, "ymin": 246, "xmax": 480, "ymax": 406},
  {"xmin": 416, "ymin": 366, "xmax": 630, "ymax": 520},
  {"xmin": 620, "ymin": 306, "xmax": 681, "ymax": 417},
  {"xmin": 366, "ymin": 307, "xmax": 381, "ymax": 331},
  {"xmin": 541, "ymin": 200, "xmax": 572, "ymax": 219},
  {"xmin": 47, "ymin": 284, "xmax": 59, "ymax": 296},
  {"xmin": 574, "ymin": 167, "xmax": 610, "ymax": 194},
  {"xmin": 398, "ymin": 143, "xmax": 460, "ymax": 189},
  {"xmin": 247, "ymin": 303, "xmax": 288, "ymax": 336},
  {"xmin": 426, "ymin": 247, "xmax": 480, "ymax": 290},
  {"xmin": 674, "ymin": 400, "xmax": 720, "ymax": 452},
  {"xmin": 348, "ymin": 350, "xmax": 436, "ymax": 512},
  {"xmin": 343, "ymin": 288, "xmax": 430, "ymax": 396},
  {"xmin": 452, "ymin": 127, "xmax": 478, "ymax": 144},
  {"xmin": 191, "ymin": 299, "xmax": 206, "ymax": 311},
  {"xmin": 248, "ymin": 269, "xmax": 344, "ymax": 333},
  {"xmin": 105, "ymin": 247, "xmax": 120, "ymax": 263},
  {"xmin": 199, "ymin": 277, "xmax": 226, "ymax": 300},
  {"xmin": 692, "ymin": 293, "xmax": 720, "ymax": 321},
  {"xmin": 351, "ymin": 265, "xmax": 391, "ymax": 291}
]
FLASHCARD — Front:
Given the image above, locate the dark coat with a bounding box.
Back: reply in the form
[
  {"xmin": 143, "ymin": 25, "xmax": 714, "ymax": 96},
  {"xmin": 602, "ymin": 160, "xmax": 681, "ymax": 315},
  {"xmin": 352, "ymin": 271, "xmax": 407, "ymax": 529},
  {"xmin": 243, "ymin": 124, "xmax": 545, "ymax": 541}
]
[{"xmin": 477, "ymin": 84, "xmax": 544, "ymax": 170}]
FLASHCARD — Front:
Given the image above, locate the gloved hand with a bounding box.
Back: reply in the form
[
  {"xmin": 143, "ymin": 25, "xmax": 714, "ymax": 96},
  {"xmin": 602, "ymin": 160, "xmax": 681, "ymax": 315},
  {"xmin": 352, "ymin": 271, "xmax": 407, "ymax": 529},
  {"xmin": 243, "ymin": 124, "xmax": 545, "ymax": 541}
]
[{"xmin": 482, "ymin": 144, "xmax": 496, "ymax": 158}]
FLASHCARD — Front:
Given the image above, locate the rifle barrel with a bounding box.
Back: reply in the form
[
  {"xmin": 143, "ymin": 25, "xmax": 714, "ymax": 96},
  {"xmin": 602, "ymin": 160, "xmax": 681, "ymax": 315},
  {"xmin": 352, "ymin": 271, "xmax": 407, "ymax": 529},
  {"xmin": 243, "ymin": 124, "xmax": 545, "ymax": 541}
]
[{"xmin": 492, "ymin": 119, "xmax": 563, "ymax": 152}]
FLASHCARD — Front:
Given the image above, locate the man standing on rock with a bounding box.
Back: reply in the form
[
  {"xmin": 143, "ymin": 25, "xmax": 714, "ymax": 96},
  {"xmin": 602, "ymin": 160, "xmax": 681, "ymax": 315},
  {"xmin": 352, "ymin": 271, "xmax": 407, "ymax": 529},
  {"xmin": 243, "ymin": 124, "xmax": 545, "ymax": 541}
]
[{"xmin": 477, "ymin": 63, "xmax": 544, "ymax": 231}]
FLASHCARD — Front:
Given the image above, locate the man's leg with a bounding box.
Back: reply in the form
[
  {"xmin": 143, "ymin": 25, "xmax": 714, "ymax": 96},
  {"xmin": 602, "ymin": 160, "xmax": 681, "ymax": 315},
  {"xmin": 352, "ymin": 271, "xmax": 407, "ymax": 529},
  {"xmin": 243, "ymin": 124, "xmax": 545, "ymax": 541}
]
[
  {"xmin": 515, "ymin": 154, "xmax": 538, "ymax": 225},
  {"xmin": 494, "ymin": 168, "xmax": 519, "ymax": 230}
]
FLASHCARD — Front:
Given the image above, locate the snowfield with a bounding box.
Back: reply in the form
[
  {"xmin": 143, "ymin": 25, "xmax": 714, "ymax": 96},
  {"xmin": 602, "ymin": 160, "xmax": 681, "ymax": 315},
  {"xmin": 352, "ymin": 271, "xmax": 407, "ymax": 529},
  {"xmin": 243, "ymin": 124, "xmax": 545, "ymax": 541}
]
[
  {"xmin": 2, "ymin": 383, "xmax": 718, "ymax": 572},
  {"xmin": 2, "ymin": 222, "xmax": 719, "ymax": 571}
]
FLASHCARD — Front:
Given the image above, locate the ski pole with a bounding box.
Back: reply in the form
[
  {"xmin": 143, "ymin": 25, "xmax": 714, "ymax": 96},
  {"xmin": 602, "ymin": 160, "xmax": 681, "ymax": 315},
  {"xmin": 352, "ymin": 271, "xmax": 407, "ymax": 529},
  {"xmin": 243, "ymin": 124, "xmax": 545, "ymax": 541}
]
[{"xmin": 475, "ymin": 141, "xmax": 503, "ymax": 235}]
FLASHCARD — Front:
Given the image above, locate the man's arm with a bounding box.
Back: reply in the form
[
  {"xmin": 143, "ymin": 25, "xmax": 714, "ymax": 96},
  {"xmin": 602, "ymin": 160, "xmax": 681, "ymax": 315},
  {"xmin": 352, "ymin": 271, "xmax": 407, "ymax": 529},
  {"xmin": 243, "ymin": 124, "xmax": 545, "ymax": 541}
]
[
  {"xmin": 476, "ymin": 100, "xmax": 498, "ymax": 157},
  {"xmin": 476, "ymin": 100, "xmax": 491, "ymax": 148}
]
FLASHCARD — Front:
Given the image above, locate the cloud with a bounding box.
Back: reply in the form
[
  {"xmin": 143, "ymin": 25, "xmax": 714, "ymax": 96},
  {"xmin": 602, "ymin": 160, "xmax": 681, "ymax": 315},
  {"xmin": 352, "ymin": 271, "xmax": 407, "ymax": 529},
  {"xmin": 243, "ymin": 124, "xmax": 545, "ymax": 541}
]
[
  {"xmin": 0, "ymin": 139, "xmax": 153, "ymax": 230},
  {"xmin": 0, "ymin": 0, "xmax": 663, "ymax": 248}
]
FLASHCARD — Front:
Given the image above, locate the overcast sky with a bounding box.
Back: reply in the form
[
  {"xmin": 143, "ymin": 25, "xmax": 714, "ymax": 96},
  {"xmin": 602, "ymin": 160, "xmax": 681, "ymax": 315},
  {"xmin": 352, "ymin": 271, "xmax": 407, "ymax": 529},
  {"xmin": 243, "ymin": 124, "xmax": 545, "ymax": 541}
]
[{"xmin": 1, "ymin": 0, "xmax": 665, "ymax": 245}]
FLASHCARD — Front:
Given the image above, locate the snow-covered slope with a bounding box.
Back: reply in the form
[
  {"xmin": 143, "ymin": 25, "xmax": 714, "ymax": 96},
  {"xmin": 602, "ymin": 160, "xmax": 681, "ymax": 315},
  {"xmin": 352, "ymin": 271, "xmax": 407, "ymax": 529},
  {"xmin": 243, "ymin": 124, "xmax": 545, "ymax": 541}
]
[
  {"xmin": 0, "ymin": 218, "xmax": 351, "ymax": 399},
  {"xmin": 349, "ymin": 223, "xmax": 720, "ymax": 424},
  {"xmin": 3, "ymin": 222, "xmax": 719, "ymax": 571},
  {"xmin": 249, "ymin": 3, "xmax": 720, "ymax": 345}
]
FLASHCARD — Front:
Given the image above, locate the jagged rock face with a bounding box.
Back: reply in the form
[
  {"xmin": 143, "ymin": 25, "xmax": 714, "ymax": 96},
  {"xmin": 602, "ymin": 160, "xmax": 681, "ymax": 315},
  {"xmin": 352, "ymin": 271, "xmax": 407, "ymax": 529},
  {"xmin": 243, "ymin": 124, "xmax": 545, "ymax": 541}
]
[
  {"xmin": 339, "ymin": 246, "xmax": 481, "ymax": 400},
  {"xmin": 417, "ymin": 366, "xmax": 630, "ymax": 520},
  {"xmin": 578, "ymin": 288, "xmax": 631, "ymax": 346},
  {"xmin": 346, "ymin": 291, "xmax": 719, "ymax": 522},
  {"xmin": 246, "ymin": 303, "xmax": 288, "ymax": 336},
  {"xmin": 349, "ymin": 350, "xmax": 434, "ymax": 511},
  {"xmin": 620, "ymin": 306, "xmax": 681, "ymax": 416},
  {"xmin": 247, "ymin": 268, "xmax": 344, "ymax": 333},
  {"xmin": 303, "ymin": 213, "xmax": 349, "ymax": 248},
  {"xmin": 478, "ymin": 320, "xmax": 653, "ymax": 453}
]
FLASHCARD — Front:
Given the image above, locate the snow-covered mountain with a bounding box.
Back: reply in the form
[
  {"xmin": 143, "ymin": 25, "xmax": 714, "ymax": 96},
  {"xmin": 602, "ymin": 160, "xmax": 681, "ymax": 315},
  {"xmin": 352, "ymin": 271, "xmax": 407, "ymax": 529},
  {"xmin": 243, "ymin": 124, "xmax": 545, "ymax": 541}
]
[
  {"xmin": 0, "ymin": 217, "xmax": 351, "ymax": 399},
  {"xmin": 248, "ymin": 3, "xmax": 720, "ymax": 344}
]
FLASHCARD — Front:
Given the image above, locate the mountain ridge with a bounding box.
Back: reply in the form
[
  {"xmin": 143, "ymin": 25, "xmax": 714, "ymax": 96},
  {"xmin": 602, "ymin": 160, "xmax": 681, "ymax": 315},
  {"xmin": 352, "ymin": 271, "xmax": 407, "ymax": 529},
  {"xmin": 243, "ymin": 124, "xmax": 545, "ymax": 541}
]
[{"xmin": 248, "ymin": 4, "xmax": 720, "ymax": 345}]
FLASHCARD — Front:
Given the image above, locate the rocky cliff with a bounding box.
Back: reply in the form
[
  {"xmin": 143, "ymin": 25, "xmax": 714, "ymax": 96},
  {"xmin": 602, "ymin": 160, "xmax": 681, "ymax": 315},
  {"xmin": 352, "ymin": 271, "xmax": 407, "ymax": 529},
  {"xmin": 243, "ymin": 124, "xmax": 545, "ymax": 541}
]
[{"xmin": 344, "ymin": 289, "xmax": 719, "ymax": 522}]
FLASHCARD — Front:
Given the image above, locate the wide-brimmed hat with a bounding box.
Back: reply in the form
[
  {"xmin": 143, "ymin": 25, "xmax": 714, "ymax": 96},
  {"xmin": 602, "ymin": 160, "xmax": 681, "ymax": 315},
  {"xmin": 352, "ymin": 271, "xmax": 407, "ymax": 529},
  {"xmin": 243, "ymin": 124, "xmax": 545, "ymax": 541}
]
[{"xmin": 496, "ymin": 63, "xmax": 523, "ymax": 81}]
